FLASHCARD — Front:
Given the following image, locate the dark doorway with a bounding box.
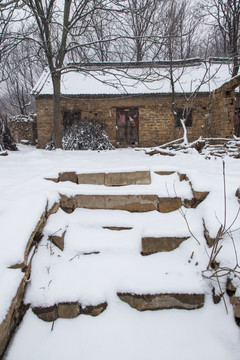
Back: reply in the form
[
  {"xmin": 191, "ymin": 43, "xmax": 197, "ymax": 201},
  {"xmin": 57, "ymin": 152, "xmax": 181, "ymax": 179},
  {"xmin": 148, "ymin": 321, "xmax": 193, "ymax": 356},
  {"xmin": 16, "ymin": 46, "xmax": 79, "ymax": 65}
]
[
  {"xmin": 63, "ymin": 110, "xmax": 81, "ymax": 128},
  {"xmin": 234, "ymin": 108, "xmax": 240, "ymax": 137},
  {"xmin": 116, "ymin": 107, "xmax": 139, "ymax": 144}
]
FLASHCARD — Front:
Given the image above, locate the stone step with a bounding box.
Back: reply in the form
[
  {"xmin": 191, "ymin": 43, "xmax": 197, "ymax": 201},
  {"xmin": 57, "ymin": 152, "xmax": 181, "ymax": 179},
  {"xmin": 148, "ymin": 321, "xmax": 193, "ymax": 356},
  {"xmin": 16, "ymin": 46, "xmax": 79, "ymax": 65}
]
[
  {"xmin": 102, "ymin": 226, "xmax": 133, "ymax": 231},
  {"xmin": 104, "ymin": 171, "xmax": 151, "ymax": 186},
  {"xmin": 49, "ymin": 230, "xmax": 66, "ymax": 251},
  {"xmin": 141, "ymin": 236, "xmax": 189, "ymax": 255},
  {"xmin": 154, "ymin": 171, "xmax": 175, "ymax": 176},
  {"xmin": 158, "ymin": 197, "xmax": 182, "ymax": 212},
  {"xmin": 60, "ymin": 193, "xmax": 205, "ymax": 213},
  {"xmin": 47, "ymin": 170, "xmax": 151, "ymax": 186},
  {"xmin": 117, "ymin": 293, "xmax": 205, "ymax": 311},
  {"xmin": 0, "ymin": 202, "xmax": 59, "ymax": 359},
  {"xmin": 32, "ymin": 301, "xmax": 108, "ymax": 322},
  {"xmin": 60, "ymin": 194, "xmax": 159, "ymax": 213}
]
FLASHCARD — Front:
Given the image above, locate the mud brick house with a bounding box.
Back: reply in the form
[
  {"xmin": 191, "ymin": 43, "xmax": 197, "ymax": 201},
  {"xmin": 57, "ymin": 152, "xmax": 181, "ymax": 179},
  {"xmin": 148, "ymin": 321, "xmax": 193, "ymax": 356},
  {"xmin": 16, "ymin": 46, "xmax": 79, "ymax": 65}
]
[{"xmin": 32, "ymin": 61, "xmax": 234, "ymax": 148}]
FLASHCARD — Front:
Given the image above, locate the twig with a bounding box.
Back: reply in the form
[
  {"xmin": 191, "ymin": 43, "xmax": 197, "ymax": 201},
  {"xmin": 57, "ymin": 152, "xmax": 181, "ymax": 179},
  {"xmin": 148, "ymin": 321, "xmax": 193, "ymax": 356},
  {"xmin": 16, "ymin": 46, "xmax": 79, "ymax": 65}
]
[
  {"xmin": 51, "ymin": 321, "xmax": 55, "ymax": 332},
  {"xmin": 216, "ymin": 274, "xmax": 228, "ymax": 314},
  {"xmin": 171, "ymin": 181, "xmax": 200, "ymax": 244},
  {"xmin": 69, "ymin": 253, "xmax": 80, "ymax": 261},
  {"xmin": 223, "ymin": 161, "xmax": 226, "ymax": 230}
]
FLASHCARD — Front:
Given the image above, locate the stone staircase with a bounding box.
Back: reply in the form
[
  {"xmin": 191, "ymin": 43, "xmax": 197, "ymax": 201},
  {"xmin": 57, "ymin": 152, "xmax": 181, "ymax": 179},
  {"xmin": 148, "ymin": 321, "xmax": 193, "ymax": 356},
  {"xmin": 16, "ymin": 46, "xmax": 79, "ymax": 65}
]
[
  {"xmin": 1, "ymin": 168, "xmax": 233, "ymax": 357},
  {"xmin": 51, "ymin": 170, "xmax": 208, "ymax": 214},
  {"xmin": 28, "ymin": 169, "xmax": 208, "ymax": 320}
]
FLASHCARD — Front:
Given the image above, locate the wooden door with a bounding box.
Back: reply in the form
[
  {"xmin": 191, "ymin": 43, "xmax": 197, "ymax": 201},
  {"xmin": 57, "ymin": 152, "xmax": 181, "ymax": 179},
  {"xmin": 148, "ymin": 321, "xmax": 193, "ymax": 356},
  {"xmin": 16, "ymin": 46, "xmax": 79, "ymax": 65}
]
[{"xmin": 116, "ymin": 108, "xmax": 138, "ymax": 144}]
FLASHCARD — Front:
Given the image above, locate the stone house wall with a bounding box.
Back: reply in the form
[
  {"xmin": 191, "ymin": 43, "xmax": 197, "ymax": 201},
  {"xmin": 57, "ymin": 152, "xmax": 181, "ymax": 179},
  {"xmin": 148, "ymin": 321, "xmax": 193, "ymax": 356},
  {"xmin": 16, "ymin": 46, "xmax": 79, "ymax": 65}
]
[
  {"xmin": 36, "ymin": 93, "xmax": 210, "ymax": 148},
  {"xmin": 209, "ymin": 74, "xmax": 240, "ymax": 138},
  {"xmin": 8, "ymin": 117, "xmax": 37, "ymax": 145}
]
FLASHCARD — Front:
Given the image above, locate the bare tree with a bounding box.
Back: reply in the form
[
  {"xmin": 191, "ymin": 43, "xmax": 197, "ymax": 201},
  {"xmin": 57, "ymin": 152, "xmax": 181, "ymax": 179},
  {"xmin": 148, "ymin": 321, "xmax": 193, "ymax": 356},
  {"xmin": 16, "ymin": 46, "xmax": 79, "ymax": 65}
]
[
  {"xmin": 154, "ymin": 0, "xmax": 202, "ymax": 144},
  {"xmin": 0, "ymin": 1, "xmax": 20, "ymax": 81},
  {"xmin": 119, "ymin": 0, "xmax": 164, "ymax": 61},
  {"xmin": 20, "ymin": 0, "xmax": 103, "ymax": 148},
  {"xmin": 1, "ymin": 36, "xmax": 45, "ymax": 115},
  {"xmin": 81, "ymin": 8, "xmax": 115, "ymax": 62},
  {"xmin": 201, "ymin": 0, "xmax": 240, "ymax": 77},
  {"xmin": 20, "ymin": 0, "xmax": 135, "ymax": 148}
]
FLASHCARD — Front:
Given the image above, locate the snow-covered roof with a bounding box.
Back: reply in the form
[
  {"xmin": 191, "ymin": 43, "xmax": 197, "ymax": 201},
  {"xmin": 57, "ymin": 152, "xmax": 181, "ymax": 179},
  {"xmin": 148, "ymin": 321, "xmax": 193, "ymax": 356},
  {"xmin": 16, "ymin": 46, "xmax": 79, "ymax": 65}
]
[{"xmin": 32, "ymin": 62, "xmax": 233, "ymax": 96}]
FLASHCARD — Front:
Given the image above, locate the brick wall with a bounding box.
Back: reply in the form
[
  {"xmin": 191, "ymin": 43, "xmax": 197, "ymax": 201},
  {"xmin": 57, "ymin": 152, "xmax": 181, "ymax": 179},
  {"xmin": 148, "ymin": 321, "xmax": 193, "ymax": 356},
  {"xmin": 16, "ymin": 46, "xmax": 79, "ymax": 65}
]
[
  {"xmin": 8, "ymin": 118, "xmax": 37, "ymax": 145},
  {"xmin": 36, "ymin": 93, "xmax": 210, "ymax": 148},
  {"xmin": 209, "ymin": 88, "xmax": 235, "ymax": 138},
  {"xmin": 209, "ymin": 74, "xmax": 240, "ymax": 138}
]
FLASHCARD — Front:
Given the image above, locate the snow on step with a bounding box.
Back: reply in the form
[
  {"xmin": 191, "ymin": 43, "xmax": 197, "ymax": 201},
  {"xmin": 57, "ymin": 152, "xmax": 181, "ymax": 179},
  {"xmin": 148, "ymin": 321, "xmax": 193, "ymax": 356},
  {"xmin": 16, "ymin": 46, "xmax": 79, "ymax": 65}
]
[
  {"xmin": 55, "ymin": 170, "xmax": 208, "ymax": 214},
  {"xmin": 24, "ymin": 207, "xmax": 205, "ymax": 309}
]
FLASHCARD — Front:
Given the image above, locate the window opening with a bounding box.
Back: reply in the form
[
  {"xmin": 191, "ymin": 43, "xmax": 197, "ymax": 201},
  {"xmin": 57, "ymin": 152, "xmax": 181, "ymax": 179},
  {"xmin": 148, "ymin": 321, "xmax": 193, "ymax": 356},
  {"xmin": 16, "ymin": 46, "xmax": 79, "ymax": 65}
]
[{"xmin": 63, "ymin": 110, "xmax": 81, "ymax": 128}]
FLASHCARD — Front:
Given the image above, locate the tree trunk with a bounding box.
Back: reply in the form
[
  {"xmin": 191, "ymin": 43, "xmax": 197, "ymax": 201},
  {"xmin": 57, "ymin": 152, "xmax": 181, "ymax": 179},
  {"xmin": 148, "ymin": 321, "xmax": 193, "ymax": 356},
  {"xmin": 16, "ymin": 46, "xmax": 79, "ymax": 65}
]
[
  {"xmin": 232, "ymin": 54, "xmax": 239, "ymax": 77},
  {"xmin": 232, "ymin": 39, "xmax": 239, "ymax": 77},
  {"xmin": 52, "ymin": 72, "xmax": 62, "ymax": 149},
  {"xmin": 180, "ymin": 118, "xmax": 188, "ymax": 145}
]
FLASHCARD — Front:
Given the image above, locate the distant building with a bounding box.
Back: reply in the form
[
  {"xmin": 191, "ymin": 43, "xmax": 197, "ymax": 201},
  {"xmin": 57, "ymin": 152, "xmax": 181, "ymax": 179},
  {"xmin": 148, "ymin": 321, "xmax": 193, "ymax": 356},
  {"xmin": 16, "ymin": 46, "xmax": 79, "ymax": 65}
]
[
  {"xmin": 32, "ymin": 60, "xmax": 235, "ymax": 148},
  {"xmin": 8, "ymin": 114, "xmax": 37, "ymax": 145}
]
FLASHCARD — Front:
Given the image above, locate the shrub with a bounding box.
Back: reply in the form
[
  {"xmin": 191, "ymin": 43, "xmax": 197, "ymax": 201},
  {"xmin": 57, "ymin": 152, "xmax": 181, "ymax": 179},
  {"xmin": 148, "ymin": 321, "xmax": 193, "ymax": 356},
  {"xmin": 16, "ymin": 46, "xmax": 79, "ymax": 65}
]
[
  {"xmin": 0, "ymin": 117, "xmax": 17, "ymax": 152},
  {"xmin": 46, "ymin": 119, "xmax": 114, "ymax": 151}
]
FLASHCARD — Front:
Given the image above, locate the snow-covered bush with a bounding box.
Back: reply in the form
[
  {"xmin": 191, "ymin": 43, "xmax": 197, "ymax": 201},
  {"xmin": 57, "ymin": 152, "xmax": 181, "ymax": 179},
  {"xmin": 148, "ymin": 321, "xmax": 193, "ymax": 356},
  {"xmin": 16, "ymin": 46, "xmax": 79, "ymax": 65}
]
[
  {"xmin": 0, "ymin": 117, "xmax": 17, "ymax": 152},
  {"xmin": 46, "ymin": 119, "xmax": 114, "ymax": 151}
]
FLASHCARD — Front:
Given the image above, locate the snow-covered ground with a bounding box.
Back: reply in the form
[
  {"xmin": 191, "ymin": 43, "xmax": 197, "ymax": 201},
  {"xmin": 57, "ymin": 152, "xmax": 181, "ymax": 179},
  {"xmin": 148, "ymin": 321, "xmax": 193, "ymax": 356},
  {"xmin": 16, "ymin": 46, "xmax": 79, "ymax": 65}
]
[{"xmin": 1, "ymin": 145, "xmax": 240, "ymax": 360}]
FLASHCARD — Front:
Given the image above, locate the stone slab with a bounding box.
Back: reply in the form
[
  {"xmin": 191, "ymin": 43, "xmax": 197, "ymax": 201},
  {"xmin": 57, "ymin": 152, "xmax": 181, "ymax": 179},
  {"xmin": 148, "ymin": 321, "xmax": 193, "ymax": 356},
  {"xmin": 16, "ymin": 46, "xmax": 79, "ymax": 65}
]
[
  {"xmin": 59, "ymin": 172, "xmax": 77, "ymax": 183},
  {"xmin": 49, "ymin": 230, "xmax": 66, "ymax": 251},
  {"xmin": 104, "ymin": 194, "xmax": 157, "ymax": 212},
  {"xmin": 203, "ymin": 219, "xmax": 215, "ymax": 247},
  {"xmin": 60, "ymin": 193, "xmax": 202, "ymax": 213},
  {"xmin": 81, "ymin": 302, "xmax": 108, "ymax": 316},
  {"xmin": 178, "ymin": 173, "xmax": 189, "ymax": 182},
  {"xmin": 103, "ymin": 226, "xmax": 133, "ymax": 231},
  {"xmin": 24, "ymin": 208, "xmax": 47, "ymax": 265},
  {"xmin": 141, "ymin": 236, "xmax": 189, "ymax": 255},
  {"xmin": 77, "ymin": 173, "xmax": 105, "ymax": 185},
  {"xmin": 58, "ymin": 302, "xmax": 81, "ymax": 319},
  {"xmin": 0, "ymin": 263, "xmax": 31, "ymax": 358},
  {"xmin": 8, "ymin": 262, "xmax": 25, "ymax": 270},
  {"xmin": 117, "ymin": 293, "xmax": 205, "ymax": 311},
  {"xmin": 32, "ymin": 305, "xmax": 58, "ymax": 322},
  {"xmin": 154, "ymin": 171, "xmax": 175, "ymax": 176},
  {"xmin": 230, "ymin": 296, "xmax": 240, "ymax": 318},
  {"xmin": 46, "ymin": 202, "xmax": 60, "ymax": 217},
  {"xmin": 183, "ymin": 198, "xmax": 197, "ymax": 208},
  {"xmin": 60, "ymin": 194, "xmax": 75, "ymax": 213},
  {"xmin": 158, "ymin": 197, "xmax": 182, "ymax": 213},
  {"xmin": 226, "ymin": 278, "xmax": 237, "ymax": 296},
  {"xmin": 45, "ymin": 177, "xmax": 59, "ymax": 183},
  {"xmin": 105, "ymin": 171, "xmax": 151, "ymax": 186},
  {"xmin": 74, "ymin": 194, "xmax": 105, "ymax": 209},
  {"xmin": 192, "ymin": 190, "xmax": 209, "ymax": 205},
  {"xmin": 74, "ymin": 194, "xmax": 158, "ymax": 212},
  {"xmin": 212, "ymin": 288, "xmax": 221, "ymax": 304},
  {"xmin": 235, "ymin": 188, "xmax": 240, "ymax": 200}
]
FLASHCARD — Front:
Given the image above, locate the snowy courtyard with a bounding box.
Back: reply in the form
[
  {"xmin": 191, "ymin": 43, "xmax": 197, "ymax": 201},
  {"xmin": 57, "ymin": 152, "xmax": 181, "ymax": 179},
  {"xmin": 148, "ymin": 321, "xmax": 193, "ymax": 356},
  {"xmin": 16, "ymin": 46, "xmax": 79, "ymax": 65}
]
[{"xmin": 0, "ymin": 145, "xmax": 240, "ymax": 360}]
